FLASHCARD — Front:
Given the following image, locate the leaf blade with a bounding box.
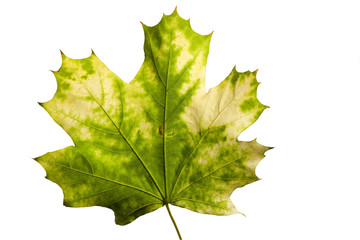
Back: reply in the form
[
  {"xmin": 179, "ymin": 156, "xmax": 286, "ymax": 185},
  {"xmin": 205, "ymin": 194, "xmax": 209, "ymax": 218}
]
[
  {"xmin": 35, "ymin": 146, "xmax": 163, "ymax": 224},
  {"xmin": 36, "ymin": 10, "xmax": 271, "ymax": 229}
]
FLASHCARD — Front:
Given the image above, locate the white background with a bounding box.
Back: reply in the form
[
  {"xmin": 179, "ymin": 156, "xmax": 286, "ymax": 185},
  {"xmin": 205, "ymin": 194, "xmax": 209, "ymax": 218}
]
[{"xmin": 1, "ymin": 0, "xmax": 360, "ymax": 239}]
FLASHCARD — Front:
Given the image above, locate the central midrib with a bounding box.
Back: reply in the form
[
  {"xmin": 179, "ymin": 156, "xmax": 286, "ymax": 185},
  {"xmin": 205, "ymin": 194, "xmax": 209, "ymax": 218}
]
[
  {"xmin": 146, "ymin": 29, "xmax": 172, "ymax": 202},
  {"xmin": 163, "ymin": 30, "xmax": 174, "ymax": 202}
]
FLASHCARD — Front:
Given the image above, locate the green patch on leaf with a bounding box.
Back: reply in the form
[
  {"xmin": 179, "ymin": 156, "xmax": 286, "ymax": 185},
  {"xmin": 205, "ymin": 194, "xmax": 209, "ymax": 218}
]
[{"xmin": 35, "ymin": 9, "xmax": 271, "ymax": 239}]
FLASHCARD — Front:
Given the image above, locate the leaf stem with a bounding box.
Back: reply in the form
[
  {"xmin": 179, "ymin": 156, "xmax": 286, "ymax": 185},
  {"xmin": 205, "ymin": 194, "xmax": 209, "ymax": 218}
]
[{"xmin": 165, "ymin": 204, "xmax": 182, "ymax": 240}]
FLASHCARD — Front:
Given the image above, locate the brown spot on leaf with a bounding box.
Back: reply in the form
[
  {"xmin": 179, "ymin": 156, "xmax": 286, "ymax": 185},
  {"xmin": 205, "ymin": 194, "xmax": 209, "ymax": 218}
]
[{"xmin": 158, "ymin": 125, "xmax": 163, "ymax": 135}]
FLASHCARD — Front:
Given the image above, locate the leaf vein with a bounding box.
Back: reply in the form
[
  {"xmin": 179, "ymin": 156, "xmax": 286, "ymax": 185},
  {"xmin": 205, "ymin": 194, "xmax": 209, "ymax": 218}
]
[
  {"xmin": 173, "ymin": 158, "xmax": 243, "ymax": 199},
  {"xmin": 173, "ymin": 198, "xmax": 226, "ymax": 210},
  {"xmin": 42, "ymin": 160, "xmax": 162, "ymax": 200}
]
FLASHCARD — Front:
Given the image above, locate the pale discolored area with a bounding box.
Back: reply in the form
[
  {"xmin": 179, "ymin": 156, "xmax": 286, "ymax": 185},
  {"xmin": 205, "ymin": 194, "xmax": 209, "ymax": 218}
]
[
  {"xmin": 45, "ymin": 53, "xmax": 124, "ymax": 136},
  {"xmin": 182, "ymin": 67, "xmax": 267, "ymax": 139},
  {"xmin": 36, "ymin": 9, "xmax": 270, "ymax": 226}
]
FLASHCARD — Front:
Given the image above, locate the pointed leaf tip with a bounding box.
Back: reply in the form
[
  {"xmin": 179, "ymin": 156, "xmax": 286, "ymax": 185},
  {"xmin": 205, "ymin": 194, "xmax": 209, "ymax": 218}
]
[
  {"xmin": 174, "ymin": 6, "xmax": 177, "ymax": 12},
  {"xmin": 59, "ymin": 49, "xmax": 64, "ymax": 56},
  {"xmin": 232, "ymin": 65, "xmax": 238, "ymax": 73}
]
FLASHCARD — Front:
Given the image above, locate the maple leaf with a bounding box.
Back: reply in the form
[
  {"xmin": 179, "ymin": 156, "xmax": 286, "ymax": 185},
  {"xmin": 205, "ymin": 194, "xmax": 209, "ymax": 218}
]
[{"xmin": 35, "ymin": 9, "xmax": 271, "ymax": 239}]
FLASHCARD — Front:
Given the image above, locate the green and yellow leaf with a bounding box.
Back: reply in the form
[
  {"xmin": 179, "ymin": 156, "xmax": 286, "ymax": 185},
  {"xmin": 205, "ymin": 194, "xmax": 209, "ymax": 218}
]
[{"xmin": 35, "ymin": 9, "xmax": 271, "ymax": 235}]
